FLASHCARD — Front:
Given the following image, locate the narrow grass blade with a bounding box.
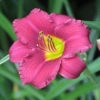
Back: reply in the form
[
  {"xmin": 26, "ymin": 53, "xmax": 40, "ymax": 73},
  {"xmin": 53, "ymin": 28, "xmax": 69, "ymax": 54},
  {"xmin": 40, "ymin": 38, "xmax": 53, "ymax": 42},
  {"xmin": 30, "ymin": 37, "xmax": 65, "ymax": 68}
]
[{"xmin": 0, "ymin": 12, "xmax": 17, "ymax": 41}]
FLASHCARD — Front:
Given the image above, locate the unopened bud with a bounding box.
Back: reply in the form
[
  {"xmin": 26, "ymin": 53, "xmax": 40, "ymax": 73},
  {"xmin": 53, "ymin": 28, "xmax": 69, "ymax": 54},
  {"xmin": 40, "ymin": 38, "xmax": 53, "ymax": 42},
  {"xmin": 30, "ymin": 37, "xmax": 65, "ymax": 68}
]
[{"xmin": 97, "ymin": 39, "xmax": 100, "ymax": 51}]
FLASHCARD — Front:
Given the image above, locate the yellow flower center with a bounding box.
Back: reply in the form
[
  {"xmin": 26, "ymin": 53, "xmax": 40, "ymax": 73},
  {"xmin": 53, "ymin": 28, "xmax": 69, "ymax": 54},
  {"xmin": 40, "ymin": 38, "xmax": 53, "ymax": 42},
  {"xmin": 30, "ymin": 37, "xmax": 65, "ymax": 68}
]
[{"xmin": 38, "ymin": 31, "xmax": 65, "ymax": 61}]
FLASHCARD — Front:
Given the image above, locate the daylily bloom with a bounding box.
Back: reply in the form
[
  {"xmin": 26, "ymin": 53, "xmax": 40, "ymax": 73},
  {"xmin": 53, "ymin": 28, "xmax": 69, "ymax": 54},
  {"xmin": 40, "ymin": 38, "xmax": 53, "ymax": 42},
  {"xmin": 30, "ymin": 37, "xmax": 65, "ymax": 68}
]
[
  {"xmin": 97, "ymin": 39, "xmax": 100, "ymax": 51},
  {"xmin": 9, "ymin": 8, "xmax": 92, "ymax": 89}
]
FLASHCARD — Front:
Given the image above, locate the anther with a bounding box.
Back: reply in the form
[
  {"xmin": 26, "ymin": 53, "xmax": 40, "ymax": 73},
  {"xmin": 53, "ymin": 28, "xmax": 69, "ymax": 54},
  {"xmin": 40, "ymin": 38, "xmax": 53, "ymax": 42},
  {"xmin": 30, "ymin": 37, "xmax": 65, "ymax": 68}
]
[
  {"xmin": 38, "ymin": 32, "xmax": 57, "ymax": 52},
  {"xmin": 38, "ymin": 31, "xmax": 44, "ymax": 40},
  {"xmin": 38, "ymin": 31, "xmax": 47, "ymax": 51},
  {"xmin": 47, "ymin": 35, "xmax": 52, "ymax": 42},
  {"xmin": 39, "ymin": 31, "xmax": 43, "ymax": 35}
]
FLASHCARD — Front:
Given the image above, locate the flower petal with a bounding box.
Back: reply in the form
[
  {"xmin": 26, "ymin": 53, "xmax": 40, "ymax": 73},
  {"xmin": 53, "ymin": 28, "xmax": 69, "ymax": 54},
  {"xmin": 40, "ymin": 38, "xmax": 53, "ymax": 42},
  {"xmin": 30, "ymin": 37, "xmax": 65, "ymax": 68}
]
[
  {"xmin": 13, "ymin": 8, "xmax": 55, "ymax": 48},
  {"xmin": 63, "ymin": 37, "xmax": 92, "ymax": 58},
  {"xmin": 13, "ymin": 18, "xmax": 38, "ymax": 48},
  {"xmin": 55, "ymin": 18, "xmax": 92, "ymax": 57},
  {"xmin": 27, "ymin": 8, "xmax": 55, "ymax": 34},
  {"xmin": 59, "ymin": 56, "xmax": 86, "ymax": 79},
  {"xmin": 55, "ymin": 18, "xmax": 90, "ymax": 41},
  {"xmin": 50, "ymin": 13, "xmax": 71, "ymax": 25},
  {"xmin": 19, "ymin": 49, "xmax": 61, "ymax": 89},
  {"xmin": 9, "ymin": 40, "xmax": 30, "ymax": 62}
]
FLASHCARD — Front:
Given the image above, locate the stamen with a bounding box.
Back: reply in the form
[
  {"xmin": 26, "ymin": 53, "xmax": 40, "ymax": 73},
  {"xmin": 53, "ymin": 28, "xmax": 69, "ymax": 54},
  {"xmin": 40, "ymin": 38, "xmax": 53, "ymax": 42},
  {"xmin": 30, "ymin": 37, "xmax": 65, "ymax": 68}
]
[
  {"xmin": 50, "ymin": 38, "xmax": 56, "ymax": 51},
  {"xmin": 38, "ymin": 31, "xmax": 47, "ymax": 51},
  {"xmin": 47, "ymin": 36, "xmax": 56, "ymax": 52},
  {"xmin": 38, "ymin": 31, "xmax": 57, "ymax": 52},
  {"xmin": 38, "ymin": 31, "xmax": 43, "ymax": 40},
  {"xmin": 47, "ymin": 36, "xmax": 52, "ymax": 51}
]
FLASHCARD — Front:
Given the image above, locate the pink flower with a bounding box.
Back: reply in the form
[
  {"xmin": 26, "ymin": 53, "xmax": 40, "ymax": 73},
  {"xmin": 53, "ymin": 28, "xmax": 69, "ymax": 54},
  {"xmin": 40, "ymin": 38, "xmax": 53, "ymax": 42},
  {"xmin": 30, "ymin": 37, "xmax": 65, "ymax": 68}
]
[
  {"xmin": 9, "ymin": 8, "xmax": 92, "ymax": 89},
  {"xmin": 97, "ymin": 39, "xmax": 100, "ymax": 51}
]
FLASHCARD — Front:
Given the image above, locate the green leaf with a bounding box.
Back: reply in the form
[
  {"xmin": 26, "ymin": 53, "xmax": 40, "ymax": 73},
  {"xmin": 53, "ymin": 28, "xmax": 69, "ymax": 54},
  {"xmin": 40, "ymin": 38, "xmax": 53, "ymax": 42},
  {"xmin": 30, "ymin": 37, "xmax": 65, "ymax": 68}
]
[
  {"xmin": 11, "ymin": 90, "xmax": 30, "ymax": 99},
  {"xmin": 45, "ymin": 77, "xmax": 83, "ymax": 100},
  {"xmin": 0, "ymin": 65, "xmax": 44, "ymax": 100},
  {"xmin": 51, "ymin": 0, "xmax": 63, "ymax": 13},
  {"xmin": 65, "ymin": 77, "xmax": 100, "ymax": 100},
  {"xmin": 0, "ymin": 12, "xmax": 17, "ymax": 41},
  {"xmin": 0, "ymin": 76, "xmax": 11, "ymax": 100},
  {"xmin": 18, "ymin": 0, "xmax": 24, "ymax": 18},
  {"xmin": 0, "ymin": 28, "xmax": 9, "ymax": 53},
  {"xmin": 63, "ymin": 0, "xmax": 74, "ymax": 17},
  {"xmin": 84, "ymin": 21, "xmax": 100, "ymax": 31}
]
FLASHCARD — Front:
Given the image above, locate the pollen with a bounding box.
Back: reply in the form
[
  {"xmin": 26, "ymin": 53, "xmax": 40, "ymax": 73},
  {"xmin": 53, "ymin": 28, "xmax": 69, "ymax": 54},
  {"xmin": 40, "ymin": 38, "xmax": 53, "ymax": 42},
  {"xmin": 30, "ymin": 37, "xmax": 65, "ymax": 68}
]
[{"xmin": 38, "ymin": 31, "xmax": 65, "ymax": 61}]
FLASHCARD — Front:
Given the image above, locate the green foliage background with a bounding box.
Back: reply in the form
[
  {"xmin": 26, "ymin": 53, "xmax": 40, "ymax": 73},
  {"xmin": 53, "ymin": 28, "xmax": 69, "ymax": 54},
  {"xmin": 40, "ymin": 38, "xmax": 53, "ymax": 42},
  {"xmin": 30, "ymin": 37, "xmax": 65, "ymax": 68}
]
[{"xmin": 0, "ymin": 0, "xmax": 100, "ymax": 100}]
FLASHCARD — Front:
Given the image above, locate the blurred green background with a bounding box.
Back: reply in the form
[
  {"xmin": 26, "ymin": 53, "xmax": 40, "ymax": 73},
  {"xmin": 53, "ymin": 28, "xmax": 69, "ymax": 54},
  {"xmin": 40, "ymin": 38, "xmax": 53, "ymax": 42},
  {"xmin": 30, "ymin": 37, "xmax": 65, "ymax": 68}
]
[{"xmin": 0, "ymin": 0, "xmax": 100, "ymax": 100}]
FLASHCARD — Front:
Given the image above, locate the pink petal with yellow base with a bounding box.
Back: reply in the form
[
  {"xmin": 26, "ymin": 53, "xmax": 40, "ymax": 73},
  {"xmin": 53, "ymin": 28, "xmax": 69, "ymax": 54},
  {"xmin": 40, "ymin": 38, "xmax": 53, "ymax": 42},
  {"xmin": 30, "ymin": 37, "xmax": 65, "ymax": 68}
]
[
  {"xmin": 19, "ymin": 49, "xmax": 61, "ymax": 89},
  {"xmin": 9, "ymin": 8, "xmax": 92, "ymax": 89},
  {"xmin": 55, "ymin": 18, "xmax": 92, "ymax": 57},
  {"xmin": 13, "ymin": 8, "xmax": 56, "ymax": 48}
]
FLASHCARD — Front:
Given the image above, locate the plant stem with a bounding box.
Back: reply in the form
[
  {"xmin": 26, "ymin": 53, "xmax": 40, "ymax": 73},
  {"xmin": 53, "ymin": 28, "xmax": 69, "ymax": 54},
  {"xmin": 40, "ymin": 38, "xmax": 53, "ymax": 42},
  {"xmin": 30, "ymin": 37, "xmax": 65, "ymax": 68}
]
[
  {"xmin": 63, "ymin": 0, "xmax": 74, "ymax": 17},
  {"xmin": 0, "ymin": 54, "xmax": 9, "ymax": 65},
  {"xmin": 18, "ymin": 0, "xmax": 24, "ymax": 18},
  {"xmin": 83, "ymin": 68, "xmax": 100, "ymax": 98}
]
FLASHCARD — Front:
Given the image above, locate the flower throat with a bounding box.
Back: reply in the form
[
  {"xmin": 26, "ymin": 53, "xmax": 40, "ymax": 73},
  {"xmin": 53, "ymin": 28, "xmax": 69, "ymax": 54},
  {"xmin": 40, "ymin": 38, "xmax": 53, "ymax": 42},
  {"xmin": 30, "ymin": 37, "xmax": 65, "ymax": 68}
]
[{"xmin": 37, "ymin": 31, "xmax": 65, "ymax": 61}]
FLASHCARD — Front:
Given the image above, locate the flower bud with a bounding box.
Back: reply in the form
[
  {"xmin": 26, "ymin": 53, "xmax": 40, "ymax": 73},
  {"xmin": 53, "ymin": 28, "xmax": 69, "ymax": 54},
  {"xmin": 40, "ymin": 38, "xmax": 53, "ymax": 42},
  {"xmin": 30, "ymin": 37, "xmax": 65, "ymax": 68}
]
[{"xmin": 97, "ymin": 39, "xmax": 100, "ymax": 51}]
